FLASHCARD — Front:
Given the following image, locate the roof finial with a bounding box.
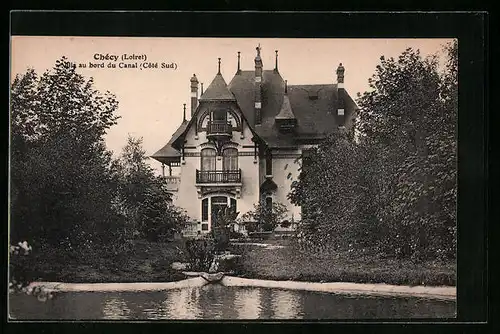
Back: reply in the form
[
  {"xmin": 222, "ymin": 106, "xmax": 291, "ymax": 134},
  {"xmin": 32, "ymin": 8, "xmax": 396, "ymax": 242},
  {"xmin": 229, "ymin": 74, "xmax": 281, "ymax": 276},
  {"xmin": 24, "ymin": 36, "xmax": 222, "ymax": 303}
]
[
  {"xmin": 218, "ymin": 58, "xmax": 221, "ymax": 74},
  {"xmin": 256, "ymin": 44, "xmax": 261, "ymax": 58},
  {"xmin": 183, "ymin": 103, "xmax": 186, "ymax": 122},
  {"xmin": 237, "ymin": 51, "xmax": 241, "ymax": 72},
  {"xmin": 201, "ymin": 82, "xmax": 204, "ymax": 95},
  {"xmin": 285, "ymin": 80, "xmax": 288, "ymax": 94},
  {"xmin": 275, "ymin": 50, "xmax": 278, "ymax": 71}
]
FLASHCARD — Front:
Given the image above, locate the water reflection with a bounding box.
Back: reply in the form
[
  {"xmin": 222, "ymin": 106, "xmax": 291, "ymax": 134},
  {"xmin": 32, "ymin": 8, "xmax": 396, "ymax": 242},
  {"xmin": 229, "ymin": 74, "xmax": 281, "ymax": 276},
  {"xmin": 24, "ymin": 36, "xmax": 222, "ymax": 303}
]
[
  {"xmin": 163, "ymin": 288, "xmax": 201, "ymax": 319},
  {"xmin": 102, "ymin": 296, "xmax": 131, "ymax": 319},
  {"xmin": 271, "ymin": 289, "xmax": 302, "ymax": 319},
  {"xmin": 9, "ymin": 285, "xmax": 457, "ymax": 320},
  {"xmin": 234, "ymin": 288, "xmax": 262, "ymax": 319}
]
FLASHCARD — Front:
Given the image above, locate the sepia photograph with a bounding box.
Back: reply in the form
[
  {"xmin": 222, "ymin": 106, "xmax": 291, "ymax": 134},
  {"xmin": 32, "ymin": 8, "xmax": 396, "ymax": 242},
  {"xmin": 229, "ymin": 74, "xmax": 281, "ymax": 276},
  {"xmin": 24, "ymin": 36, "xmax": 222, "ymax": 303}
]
[{"xmin": 9, "ymin": 34, "xmax": 459, "ymax": 320}]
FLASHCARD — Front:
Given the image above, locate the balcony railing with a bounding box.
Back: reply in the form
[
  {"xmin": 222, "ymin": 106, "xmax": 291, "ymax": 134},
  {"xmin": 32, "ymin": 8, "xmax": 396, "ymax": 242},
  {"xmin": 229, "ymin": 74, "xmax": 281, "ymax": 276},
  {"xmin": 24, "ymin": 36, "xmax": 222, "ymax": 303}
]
[
  {"xmin": 196, "ymin": 169, "xmax": 242, "ymax": 184},
  {"xmin": 207, "ymin": 121, "xmax": 232, "ymax": 136},
  {"xmin": 164, "ymin": 175, "xmax": 180, "ymax": 191}
]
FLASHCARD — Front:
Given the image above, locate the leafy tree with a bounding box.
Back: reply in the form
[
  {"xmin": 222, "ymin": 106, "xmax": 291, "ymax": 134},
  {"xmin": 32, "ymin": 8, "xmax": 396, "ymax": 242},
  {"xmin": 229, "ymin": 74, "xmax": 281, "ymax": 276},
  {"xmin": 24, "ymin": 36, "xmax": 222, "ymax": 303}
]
[
  {"xmin": 289, "ymin": 43, "xmax": 457, "ymax": 261},
  {"xmin": 289, "ymin": 129, "xmax": 368, "ymax": 251},
  {"xmin": 10, "ymin": 57, "xmax": 122, "ymax": 252},
  {"xmin": 239, "ymin": 201, "xmax": 287, "ymax": 232},
  {"xmin": 113, "ymin": 135, "xmax": 189, "ymax": 241},
  {"xmin": 356, "ymin": 44, "xmax": 457, "ymax": 260}
]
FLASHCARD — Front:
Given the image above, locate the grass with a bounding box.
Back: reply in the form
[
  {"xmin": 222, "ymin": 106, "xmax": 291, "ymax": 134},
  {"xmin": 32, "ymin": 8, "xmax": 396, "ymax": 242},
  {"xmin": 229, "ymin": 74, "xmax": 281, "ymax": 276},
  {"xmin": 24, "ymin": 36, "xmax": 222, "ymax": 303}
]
[
  {"xmin": 20, "ymin": 237, "xmax": 455, "ymax": 287},
  {"xmin": 23, "ymin": 239, "xmax": 189, "ymax": 283},
  {"xmin": 232, "ymin": 239, "xmax": 456, "ymax": 286}
]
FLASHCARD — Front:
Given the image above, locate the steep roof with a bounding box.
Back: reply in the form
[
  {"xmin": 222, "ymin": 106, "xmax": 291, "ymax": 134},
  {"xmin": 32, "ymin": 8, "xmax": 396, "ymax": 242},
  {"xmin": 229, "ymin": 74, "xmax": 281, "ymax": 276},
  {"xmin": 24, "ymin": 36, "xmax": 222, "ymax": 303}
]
[
  {"xmin": 150, "ymin": 120, "xmax": 188, "ymax": 164},
  {"xmin": 152, "ymin": 67, "xmax": 358, "ymax": 160},
  {"xmin": 199, "ymin": 73, "xmax": 236, "ymax": 101},
  {"xmin": 228, "ymin": 70, "xmax": 358, "ymax": 147}
]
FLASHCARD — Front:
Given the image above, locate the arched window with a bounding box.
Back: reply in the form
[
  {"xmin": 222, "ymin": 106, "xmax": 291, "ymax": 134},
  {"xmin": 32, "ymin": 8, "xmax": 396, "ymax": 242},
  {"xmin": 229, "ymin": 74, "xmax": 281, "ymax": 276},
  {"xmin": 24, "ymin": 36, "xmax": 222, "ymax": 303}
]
[
  {"xmin": 201, "ymin": 148, "xmax": 216, "ymax": 171},
  {"xmin": 223, "ymin": 148, "xmax": 238, "ymax": 171}
]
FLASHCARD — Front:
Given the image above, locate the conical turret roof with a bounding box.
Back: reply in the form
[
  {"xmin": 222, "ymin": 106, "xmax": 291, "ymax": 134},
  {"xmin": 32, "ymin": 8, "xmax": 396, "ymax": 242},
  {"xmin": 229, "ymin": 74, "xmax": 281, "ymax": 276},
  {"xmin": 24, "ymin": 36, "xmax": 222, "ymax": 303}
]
[{"xmin": 199, "ymin": 73, "xmax": 236, "ymax": 101}]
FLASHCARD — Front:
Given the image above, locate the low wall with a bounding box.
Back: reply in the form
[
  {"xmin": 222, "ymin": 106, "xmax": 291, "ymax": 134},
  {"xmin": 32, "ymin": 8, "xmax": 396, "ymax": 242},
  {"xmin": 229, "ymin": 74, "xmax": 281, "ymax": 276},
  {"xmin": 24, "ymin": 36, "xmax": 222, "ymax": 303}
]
[
  {"xmin": 27, "ymin": 275, "xmax": 456, "ymax": 301},
  {"xmin": 220, "ymin": 276, "xmax": 456, "ymax": 301},
  {"xmin": 28, "ymin": 277, "xmax": 208, "ymax": 293}
]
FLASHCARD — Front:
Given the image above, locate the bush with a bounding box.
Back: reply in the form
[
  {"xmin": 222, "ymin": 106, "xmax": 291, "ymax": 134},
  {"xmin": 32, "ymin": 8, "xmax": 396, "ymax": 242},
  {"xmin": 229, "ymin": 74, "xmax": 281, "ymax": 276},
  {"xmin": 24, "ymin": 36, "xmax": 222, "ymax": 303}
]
[
  {"xmin": 239, "ymin": 201, "xmax": 288, "ymax": 232},
  {"xmin": 185, "ymin": 238, "xmax": 215, "ymax": 272}
]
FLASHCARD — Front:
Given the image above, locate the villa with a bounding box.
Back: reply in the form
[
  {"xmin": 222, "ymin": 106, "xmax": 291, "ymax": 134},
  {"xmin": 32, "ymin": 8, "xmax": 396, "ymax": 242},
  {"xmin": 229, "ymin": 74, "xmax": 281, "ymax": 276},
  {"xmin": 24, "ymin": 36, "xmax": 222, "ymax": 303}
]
[{"xmin": 152, "ymin": 46, "xmax": 358, "ymax": 236}]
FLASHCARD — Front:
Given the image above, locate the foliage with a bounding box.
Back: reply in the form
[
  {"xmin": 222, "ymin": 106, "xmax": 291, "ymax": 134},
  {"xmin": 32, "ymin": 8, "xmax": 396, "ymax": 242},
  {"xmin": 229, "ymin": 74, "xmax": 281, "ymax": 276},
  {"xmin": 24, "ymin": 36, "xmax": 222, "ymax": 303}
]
[
  {"xmin": 113, "ymin": 136, "xmax": 190, "ymax": 242},
  {"xmin": 9, "ymin": 241, "xmax": 34, "ymax": 293},
  {"xmin": 289, "ymin": 129, "xmax": 370, "ymax": 251},
  {"xmin": 185, "ymin": 238, "xmax": 215, "ymax": 272},
  {"xmin": 211, "ymin": 207, "xmax": 239, "ymax": 252},
  {"xmin": 239, "ymin": 201, "xmax": 288, "ymax": 232},
  {"xmin": 290, "ymin": 42, "xmax": 457, "ymax": 261},
  {"xmin": 10, "ymin": 57, "xmax": 123, "ymax": 254}
]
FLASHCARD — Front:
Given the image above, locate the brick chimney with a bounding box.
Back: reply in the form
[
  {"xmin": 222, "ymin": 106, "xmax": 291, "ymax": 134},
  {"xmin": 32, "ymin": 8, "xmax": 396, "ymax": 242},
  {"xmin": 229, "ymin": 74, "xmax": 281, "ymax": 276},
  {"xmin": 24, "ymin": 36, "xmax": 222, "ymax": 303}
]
[
  {"xmin": 336, "ymin": 63, "xmax": 345, "ymax": 125},
  {"xmin": 190, "ymin": 74, "xmax": 199, "ymax": 118},
  {"xmin": 254, "ymin": 45, "xmax": 263, "ymax": 125}
]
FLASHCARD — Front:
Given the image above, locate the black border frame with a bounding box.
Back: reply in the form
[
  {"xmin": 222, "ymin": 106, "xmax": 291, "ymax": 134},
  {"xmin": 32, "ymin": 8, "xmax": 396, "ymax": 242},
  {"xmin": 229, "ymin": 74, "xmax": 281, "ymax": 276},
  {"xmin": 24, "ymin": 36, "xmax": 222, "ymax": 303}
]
[{"xmin": 6, "ymin": 10, "xmax": 489, "ymax": 334}]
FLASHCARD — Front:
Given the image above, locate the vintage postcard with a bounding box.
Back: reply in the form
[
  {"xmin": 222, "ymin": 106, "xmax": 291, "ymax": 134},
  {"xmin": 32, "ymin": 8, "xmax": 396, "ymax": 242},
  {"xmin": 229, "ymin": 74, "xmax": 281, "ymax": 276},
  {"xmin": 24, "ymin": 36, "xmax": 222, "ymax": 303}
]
[{"xmin": 9, "ymin": 34, "xmax": 459, "ymax": 320}]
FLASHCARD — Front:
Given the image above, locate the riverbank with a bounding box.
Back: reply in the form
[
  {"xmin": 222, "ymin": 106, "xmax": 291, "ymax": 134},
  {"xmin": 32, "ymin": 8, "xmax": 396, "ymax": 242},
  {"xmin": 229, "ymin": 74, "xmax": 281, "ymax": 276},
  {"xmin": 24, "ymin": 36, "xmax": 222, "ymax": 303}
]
[
  {"xmin": 20, "ymin": 238, "xmax": 455, "ymax": 287},
  {"xmin": 233, "ymin": 239, "xmax": 456, "ymax": 287}
]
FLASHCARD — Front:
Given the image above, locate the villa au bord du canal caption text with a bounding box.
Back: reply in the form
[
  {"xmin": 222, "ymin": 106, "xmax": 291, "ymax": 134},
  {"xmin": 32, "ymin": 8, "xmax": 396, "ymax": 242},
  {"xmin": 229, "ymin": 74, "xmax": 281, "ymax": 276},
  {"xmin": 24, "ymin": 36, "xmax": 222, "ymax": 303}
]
[{"xmin": 75, "ymin": 53, "xmax": 178, "ymax": 70}]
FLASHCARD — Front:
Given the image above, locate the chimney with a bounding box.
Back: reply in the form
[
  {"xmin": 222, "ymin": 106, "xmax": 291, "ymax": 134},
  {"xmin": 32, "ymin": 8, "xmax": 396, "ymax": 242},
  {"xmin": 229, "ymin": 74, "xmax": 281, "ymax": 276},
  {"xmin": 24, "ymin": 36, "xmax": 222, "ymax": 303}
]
[
  {"xmin": 236, "ymin": 51, "xmax": 241, "ymax": 74},
  {"xmin": 255, "ymin": 44, "xmax": 263, "ymax": 125},
  {"xmin": 336, "ymin": 62, "xmax": 345, "ymax": 89},
  {"xmin": 190, "ymin": 74, "xmax": 199, "ymax": 118},
  {"xmin": 274, "ymin": 50, "xmax": 279, "ymax": 72},
  {"xmin": 336, "ymin": 63, "xmax": 345, "ymax": 123}
]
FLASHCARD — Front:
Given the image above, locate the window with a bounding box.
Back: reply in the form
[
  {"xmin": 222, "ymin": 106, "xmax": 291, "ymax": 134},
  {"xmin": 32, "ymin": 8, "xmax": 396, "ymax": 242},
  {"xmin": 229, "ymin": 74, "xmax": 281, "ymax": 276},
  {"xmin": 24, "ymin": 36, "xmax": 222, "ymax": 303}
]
[
  {"xmin": 266, "ymin": 153, "xmax": 273, "ymax": 176},
  {"xmin": 201, "ymin": 223, "xmax": 209, "ymax": 231},
  {"xmin": 223, "ymin": 148, "xmax": 238, "ymax": 171},
  {"xmin": 265, "ymin": 197, "xmax": 273, "ymax": 210},
  {"xmin": 230, "ymin": 198, "xmax": 237, "ymax": 215},
  {"xmin": 213, "ymin": 109, "xmax": 227, "ymax": 122},
  {"xmin": 202, "ymin": 198, "xmax": 209, "ymax": 222},
  {"xmin": 201, "ymin": 148, "xmax": 216, "ymax": 171}
]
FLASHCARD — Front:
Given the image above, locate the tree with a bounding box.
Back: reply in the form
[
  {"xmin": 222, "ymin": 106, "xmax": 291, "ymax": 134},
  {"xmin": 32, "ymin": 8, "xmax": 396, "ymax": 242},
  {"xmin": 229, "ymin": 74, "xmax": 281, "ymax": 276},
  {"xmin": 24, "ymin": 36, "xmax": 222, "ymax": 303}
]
[
  {"xmin": 289, "ymin": 43, "xmax": 457, "ymax": 260},
  {"xmin": 10, "ymin": 57, "xmax": 122, "ymax": 252},
  {"xmin": 113, "ymin": 135, "xmax": 189, "ymax": 241},
  {"xmin": 356, "ymin": 45, "xmax": 457, "ymax": 260},
  {"xmin": 289, "ymin": 129, "xmax": 368, "ymax": 251},
  {"xmin": 239, "ymin": 201, "xmax": 287, "ymax": 232}
]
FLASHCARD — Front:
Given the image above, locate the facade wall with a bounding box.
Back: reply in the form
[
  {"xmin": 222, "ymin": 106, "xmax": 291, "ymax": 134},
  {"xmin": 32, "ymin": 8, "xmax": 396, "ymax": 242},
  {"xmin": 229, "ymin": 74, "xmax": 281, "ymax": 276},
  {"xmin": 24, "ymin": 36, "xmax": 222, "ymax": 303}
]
[
  {"xmin": 172, "ymin": 105, "xmax": 260, "ymax": 234},
  {"xmin": 268, "ymin": 149, "xmax": 302, "ymax": 221},
  {"xmin": 167, "ymin": 101, "xmax": 325, "ymax": 234}
]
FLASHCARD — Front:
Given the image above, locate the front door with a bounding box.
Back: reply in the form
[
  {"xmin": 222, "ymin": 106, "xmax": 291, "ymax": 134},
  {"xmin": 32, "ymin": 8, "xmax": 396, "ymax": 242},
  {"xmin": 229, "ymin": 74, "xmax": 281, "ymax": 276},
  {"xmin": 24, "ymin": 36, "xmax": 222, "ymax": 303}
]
[{"xmin": 211, "ymin": 196, "xmax": 228, "ymax": 229}]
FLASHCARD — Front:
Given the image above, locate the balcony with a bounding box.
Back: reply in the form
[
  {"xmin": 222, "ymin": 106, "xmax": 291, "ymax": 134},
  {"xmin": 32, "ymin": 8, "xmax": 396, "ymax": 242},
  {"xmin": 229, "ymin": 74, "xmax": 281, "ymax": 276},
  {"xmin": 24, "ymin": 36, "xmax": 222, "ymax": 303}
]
[
  {"xmin": 206, "ymin": 121, "xmax": 232, "ymax": 140},
  {"xmin": 164, "ymin": 175, "xmax": 180, "ymax": 192},
  {"xmin": 196, "ymin": 169, "xmax": 242, "ymax": 184}
]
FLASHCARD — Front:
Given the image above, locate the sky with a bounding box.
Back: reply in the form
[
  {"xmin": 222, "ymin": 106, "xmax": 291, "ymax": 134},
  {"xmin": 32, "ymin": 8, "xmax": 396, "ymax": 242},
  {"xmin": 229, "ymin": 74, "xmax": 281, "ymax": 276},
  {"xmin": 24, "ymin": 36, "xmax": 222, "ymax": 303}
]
[{"xmin": 11, "ymin": 37, "xmax": 453, "ymax": 174}]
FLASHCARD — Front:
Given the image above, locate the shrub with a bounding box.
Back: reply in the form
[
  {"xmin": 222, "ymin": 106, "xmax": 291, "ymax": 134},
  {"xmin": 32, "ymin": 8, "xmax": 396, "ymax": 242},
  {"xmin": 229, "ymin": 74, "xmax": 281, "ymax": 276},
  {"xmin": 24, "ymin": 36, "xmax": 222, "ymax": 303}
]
[
  {"xmin": 239, "ymin": 201, "xmax": 288, "ymax": 232},
  {"xmin": 185, "ymin": 238, "xmax": 215, "ymax": 272}
]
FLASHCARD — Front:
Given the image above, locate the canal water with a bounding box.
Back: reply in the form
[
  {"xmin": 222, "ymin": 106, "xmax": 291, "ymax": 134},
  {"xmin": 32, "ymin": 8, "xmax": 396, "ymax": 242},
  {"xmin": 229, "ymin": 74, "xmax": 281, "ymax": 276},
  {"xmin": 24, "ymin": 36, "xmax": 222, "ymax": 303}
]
[{"xmin": 9, "ymin": 284, "xmax": 456, "ymax": 320}]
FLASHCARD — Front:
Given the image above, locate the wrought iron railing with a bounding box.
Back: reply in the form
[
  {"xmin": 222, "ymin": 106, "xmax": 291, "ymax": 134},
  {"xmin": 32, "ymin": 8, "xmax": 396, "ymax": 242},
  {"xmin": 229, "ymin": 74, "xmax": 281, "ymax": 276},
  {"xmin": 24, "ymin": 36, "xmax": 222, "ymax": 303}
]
[
  {"xmin": 207, "ymin": 121, "xmax": 232, "ymax": 135},
  {"xmin": 196, "ymin": 169, "xmax": 242, "ymax": 183}
]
